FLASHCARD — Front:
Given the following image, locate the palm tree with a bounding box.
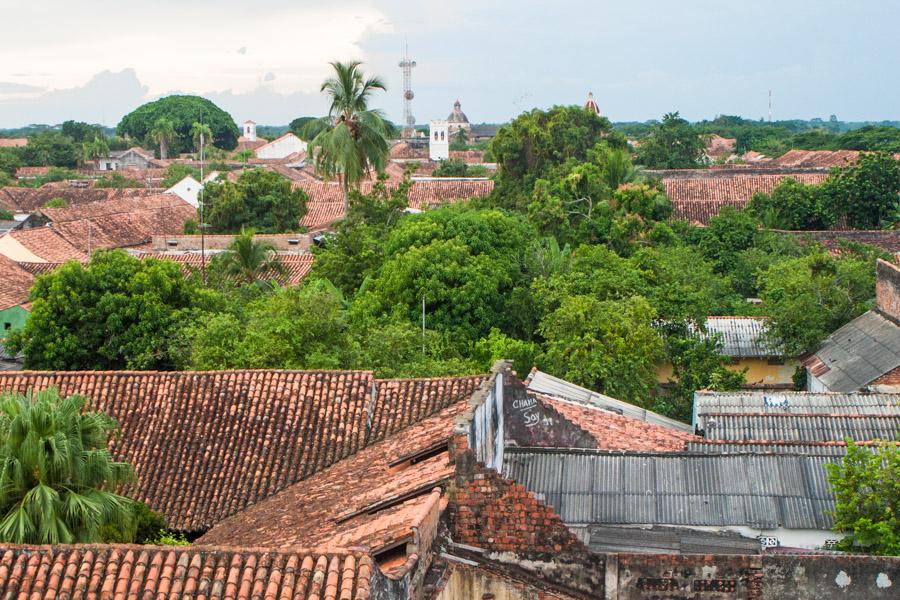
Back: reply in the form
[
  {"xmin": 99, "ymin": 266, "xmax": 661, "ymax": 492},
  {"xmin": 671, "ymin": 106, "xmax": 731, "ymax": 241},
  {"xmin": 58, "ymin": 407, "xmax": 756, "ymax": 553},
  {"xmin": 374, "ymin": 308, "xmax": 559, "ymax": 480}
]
[
  {"xmin": 191, "ymin": 122, "xmax": 213, "ymax": 154},
  {"xmin": 215, "ymin": 228, "xmax": 288, "ymax": 285},
  {"xmin": 0, "ymin": 388, "xmax": 135, "ymax": 544},
  {"xmin": 80, "ymin": 135, "xmax": 109, "ymax": 166},
  {"xmin": 306, "ymin": 61, "xmax": 391, "ymax": 213},
  {"xmin": 149, "ymin": 118, "xmax": 176, "ymax": 160}
]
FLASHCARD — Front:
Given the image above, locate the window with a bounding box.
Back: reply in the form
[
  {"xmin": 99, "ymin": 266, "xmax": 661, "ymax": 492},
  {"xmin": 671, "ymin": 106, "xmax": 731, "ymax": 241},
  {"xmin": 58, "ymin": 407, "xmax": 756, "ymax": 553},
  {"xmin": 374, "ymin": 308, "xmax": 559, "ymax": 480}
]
[
  {"xmin": 440, "ymin": 131, "xmax": 445, "ymax": 141},
  {"xmin": 3, "ymin": 323, "xmax": 11, "ymax": 331}
]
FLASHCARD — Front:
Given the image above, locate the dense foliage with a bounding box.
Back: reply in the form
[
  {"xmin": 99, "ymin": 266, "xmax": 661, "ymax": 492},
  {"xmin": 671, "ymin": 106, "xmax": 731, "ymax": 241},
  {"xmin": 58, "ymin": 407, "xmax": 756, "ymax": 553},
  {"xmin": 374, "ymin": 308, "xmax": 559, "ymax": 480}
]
[
  {"xmin": 0, "ymin": 389, "xmax": 135, "ymax": 544},
  {"xmin": 826, "ymin": 441, "xmax": 900, "ymax": 556},
  {"xmin": 117, "ymin": 95, "xmax": 240, "ymax": 155},
  {"xmin": 635, "ymin": 112, "xmax": 706, "ymax": 169},
  {"xmin": 201, "ymin": 168, "xmax": 308, "ymax": 233},
  {"xmin": 7, "ymin": 251, "xmax": 223, "ymax": 370},
  {"xmin": 748, "ymin": 152, "xmax": 900, "ymax": 229}
]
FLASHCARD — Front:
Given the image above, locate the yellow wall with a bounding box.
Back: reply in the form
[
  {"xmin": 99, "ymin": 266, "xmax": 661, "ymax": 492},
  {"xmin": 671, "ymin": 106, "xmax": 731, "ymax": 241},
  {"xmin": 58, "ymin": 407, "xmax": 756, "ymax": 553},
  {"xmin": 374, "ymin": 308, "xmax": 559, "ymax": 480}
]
[{"xmin": 657, "ymin": 358, "xmax": 799, "ymax": 387}]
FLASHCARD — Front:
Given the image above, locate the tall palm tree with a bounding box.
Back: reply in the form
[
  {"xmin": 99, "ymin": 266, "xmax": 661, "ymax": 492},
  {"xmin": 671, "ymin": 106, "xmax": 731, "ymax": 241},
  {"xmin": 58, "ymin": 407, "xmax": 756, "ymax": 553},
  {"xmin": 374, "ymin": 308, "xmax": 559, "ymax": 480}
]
[
  {"xmin": 306, "ymin": 61, "xmax": 391, "ymax": 213},
  {"xmin": 149, "ymin": 118, "xmax": 176, "ymax": 160},
  {"xmin": 80, "ymin": 135, "xmax": 109, "ymax": 166},
  {"xmin": 191, "ymin": 122, "xmax": 213, "ymax": 154},
  {"xmin": 0, "ymin": 388, "xmax": 135, "ymax": 544},
  {"xmin": 215, "ymin": 228, "xmax": 288, "ymax": 285}
]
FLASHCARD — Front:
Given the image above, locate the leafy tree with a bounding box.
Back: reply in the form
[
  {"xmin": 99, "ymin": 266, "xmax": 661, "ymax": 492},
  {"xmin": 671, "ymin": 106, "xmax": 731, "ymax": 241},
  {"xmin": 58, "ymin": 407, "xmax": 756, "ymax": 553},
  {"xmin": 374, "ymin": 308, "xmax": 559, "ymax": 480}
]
[
  {"xmin": 208, "ymin": 229, "xmax": 287, "ymax": 286},
  {"xmin": 44, "ymin": 197, "xmax": 68, "ymax": 208},
  {"xmin": 19, "ymin": 132, "xmax": 79, "ymax": 167},
  {"xmin": 433, "ymin": 158, "xmax": 470, "ymax": 177},
  {"xmin": 826, "ymin": 440, "xmax": 900, "ymax": 556},
  {"xmin": 0, "ymin": 210, "xmax": 13, "ymax": 220},
  {"xmin": 747, "ymin": 177, "xmax": 836, "ymax": 230},
  {"xmin": 538, "ymin": 295, "xmax": 663, "ymax": 406},
  {"xmin": 823, "ymin": 152, "xmax": 900, "ymax": 229},
  {"xmin": 94, "ymin": 172, "xmax": 144, "ymax": 189},
  {"xmin": 148, "ymin": 118, "xmax": 176, "ymax": 159},
  {"xmin": 203, "ymin": 168, "xmax": 308, "ymax": 233},
  {"xmin": 657, "ymin": 322, "xmax": 746, "ymax": 422},
  {"xmin": 450, "ymin": 128, "xmax": 469, "ymax": 151},
  {"xmin": 836, "ymin": 126, "xmax": 900, "ymax": 153},
  {"xmin": 697, "ymin": 207, "xmax": 760, "ymax": 275},
  {"xmin": 0, "ymin": 148, "xmax": 21, "ymax": 177},
  {"xmin": 635, "ymin": 112, "xmax": 705, "ymax": 169},
  {"xmin": 288, "ymin": 116, "xmax": 316, "ymax": 139},
  {"xmin": 489, "ymin": 105, "xmax": 616, "ymax": 206},
  {"xmin": 161, "ymin": 163, "xmax": 201, "ymax": 188},
  {"xmin": 306, "ymin": 61, "xmax": 391, "ymax": 212},
  {"xmin": 758, "ymin": 252, "xmax": 874, "ymax": 355},
  {"xmin": 234, "ymin": 149, "xmax": 254, "ymax": 163},
  {"xmin": 6, "ymin": 250, "xmax": 222, "ymax": 370},
  {"xmin": 117, "ymin": 95, "xmax": 239, "ymax": 154},
  {"xmin": 61, "ymin": 121, "xmax": 104, "ymax": 144},
  {"xmin": 100, "ymin": 501, "xmax": 166, "ymax": 544},
  {"xmin": 0, "ymin": 388, "xmax": 135, "ymax": 544}
]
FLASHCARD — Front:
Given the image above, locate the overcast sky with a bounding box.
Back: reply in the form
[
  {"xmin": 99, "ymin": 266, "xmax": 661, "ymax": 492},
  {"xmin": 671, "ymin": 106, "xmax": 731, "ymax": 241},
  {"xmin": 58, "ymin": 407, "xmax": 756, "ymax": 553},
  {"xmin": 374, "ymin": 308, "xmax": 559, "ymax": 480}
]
[{"xmin": 1, "ymin": 0, "xmax": 898, "ymax": 128}]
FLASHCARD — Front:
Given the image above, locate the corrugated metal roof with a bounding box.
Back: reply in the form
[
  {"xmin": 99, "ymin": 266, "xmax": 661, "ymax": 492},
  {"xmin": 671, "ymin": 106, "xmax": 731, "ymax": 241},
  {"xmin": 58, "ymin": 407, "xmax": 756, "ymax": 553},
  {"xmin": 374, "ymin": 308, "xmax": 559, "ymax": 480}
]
[
  {"xmin": 685, "ymin": 442, "xmax": 859, "ymax": 456},
  {"xmin": 504, "ymin": 447, "xmax": 838, "ymax": 530},
  {"xmin": 700, "ymin": 414, "xmax": 899, "ymax": 442},
  {"xmin": 702, "ymin": 317, "xmax": 779, "ymax": 357},
  {"xmin": 809, "ymin": 310, "xmax": 900, "ymax": 392},
  {"xmin": 527, "ymin": 370, "xmax": 693, "ymax": 432},
  {"xmin": 694, "ymin": 390, "xmax": 900, "ymax": 421}
]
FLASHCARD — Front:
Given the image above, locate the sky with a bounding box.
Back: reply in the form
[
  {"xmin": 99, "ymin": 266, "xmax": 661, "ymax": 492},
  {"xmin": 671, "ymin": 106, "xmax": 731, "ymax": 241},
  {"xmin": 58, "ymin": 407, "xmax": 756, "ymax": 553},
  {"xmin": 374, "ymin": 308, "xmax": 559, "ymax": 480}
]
[{"xmin": 0, "ymin": 0, "xmax": 898, "ymax": 128}]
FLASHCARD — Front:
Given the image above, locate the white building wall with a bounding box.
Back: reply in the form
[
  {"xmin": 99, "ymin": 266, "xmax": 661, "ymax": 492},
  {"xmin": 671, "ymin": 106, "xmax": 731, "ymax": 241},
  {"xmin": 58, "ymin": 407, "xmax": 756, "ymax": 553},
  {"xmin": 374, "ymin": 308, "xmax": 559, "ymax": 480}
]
[
  {"xmin": 255, "ymin": 134, "xmax": 307, "ymax": 160},
  {"xmin": 429, "ymin": 120, "xmax": 449, "ymax": 161},
  {"xmin": 166, "ymin": 176, "xmax": 202, "ymax": 208}
]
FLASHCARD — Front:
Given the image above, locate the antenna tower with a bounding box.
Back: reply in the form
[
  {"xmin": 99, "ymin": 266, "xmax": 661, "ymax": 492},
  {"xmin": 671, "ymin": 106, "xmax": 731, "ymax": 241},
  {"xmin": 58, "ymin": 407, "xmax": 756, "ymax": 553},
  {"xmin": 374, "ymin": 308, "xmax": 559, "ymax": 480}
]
[{"xmin": 399, "ymin": 44, "xmax": 417, "ymax": 139}]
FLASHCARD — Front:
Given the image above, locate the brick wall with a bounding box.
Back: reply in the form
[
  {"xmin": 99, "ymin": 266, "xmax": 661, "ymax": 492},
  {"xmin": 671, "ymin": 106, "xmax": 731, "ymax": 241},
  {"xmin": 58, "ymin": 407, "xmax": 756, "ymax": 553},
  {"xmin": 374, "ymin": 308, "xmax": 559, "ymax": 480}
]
[
  {"xmin": 871, "ymin": 365, "xmax": 900, "ymax": 387},
  {"xmin": 876, "ymin": 259, "xmax": 900, "ymax": 322}
]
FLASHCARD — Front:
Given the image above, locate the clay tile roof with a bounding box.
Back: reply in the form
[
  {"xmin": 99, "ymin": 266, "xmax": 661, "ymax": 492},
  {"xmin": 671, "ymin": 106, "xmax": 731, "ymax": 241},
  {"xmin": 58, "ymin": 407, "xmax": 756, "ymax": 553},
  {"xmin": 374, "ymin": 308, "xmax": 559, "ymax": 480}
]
[
  {"xmin": 537, "ymin": 394, "xmax": 697, "ymax": 452},
  {"xmin": 136, "ymin": 252, "xmax": 315, "ymax": 286},
  {"xmin": 0, "ymin": 545, "xmax": 378, "ymax": 600},
  {"xmin": 39, "ymin": 193, "xmax": 195, "ymax": 252},
  {"xmin": 769, "ymin": 149, "xmax": 862, "ymax": 168},
  {"xmin": 197, "ymin": 400, "xmax": 470, "ymax": 553},
  {"xmin": 295, "ymin": 179, "xmax": 494, "ymax": 230},
  {"xmin": 388, "ymin": 142, "xmax": 427, "ymax": 160},
  {"xmin": 4, "ymin": 227, "xmax": 87, "ymax": 263},
  {"xmin": 0, "ymin": 187, "xmax": 163, "ymax": 213},
  {"xmin": 0, "ymin": 255, "xmax": 34, "ymax": 311},
  {"xmin": 0, "ymin": 138, "xmax": 27, "ymax": 148},
  {"xmin": 0, "ymin": 371, "xmax": 484, "ymax": 532}
]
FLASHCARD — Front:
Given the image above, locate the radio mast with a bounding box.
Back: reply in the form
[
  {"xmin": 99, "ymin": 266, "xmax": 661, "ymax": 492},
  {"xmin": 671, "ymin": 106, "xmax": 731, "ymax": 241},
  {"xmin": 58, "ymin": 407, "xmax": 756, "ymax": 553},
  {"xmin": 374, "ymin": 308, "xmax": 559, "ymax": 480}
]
[{"xmin": 399, "ymin": 44, "xmax": 417, "ymax": 138}]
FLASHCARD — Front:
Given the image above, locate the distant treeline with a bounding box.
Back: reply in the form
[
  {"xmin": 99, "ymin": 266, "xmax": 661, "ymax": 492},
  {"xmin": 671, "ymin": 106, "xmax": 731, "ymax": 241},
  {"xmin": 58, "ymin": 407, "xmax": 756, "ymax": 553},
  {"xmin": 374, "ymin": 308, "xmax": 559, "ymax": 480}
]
[{"xmin": 614, "ymin": 115, "xmax": 900, "ymax": 156}]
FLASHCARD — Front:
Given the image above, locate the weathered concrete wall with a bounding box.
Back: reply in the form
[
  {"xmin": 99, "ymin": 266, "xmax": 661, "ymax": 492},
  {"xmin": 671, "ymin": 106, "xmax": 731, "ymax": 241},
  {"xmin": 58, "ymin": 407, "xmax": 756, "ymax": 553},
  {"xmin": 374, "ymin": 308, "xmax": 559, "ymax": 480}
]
[
  {"xmin": 436, "ymin": 564, "xmax": 576, "ymax": 600},
  {"xmin": 762, "ymin": 554, "xmax": 898, "ymax": 600},
  {"xmin": 613, "ymin": 553, "xmax": 761, "ymax": 600}
]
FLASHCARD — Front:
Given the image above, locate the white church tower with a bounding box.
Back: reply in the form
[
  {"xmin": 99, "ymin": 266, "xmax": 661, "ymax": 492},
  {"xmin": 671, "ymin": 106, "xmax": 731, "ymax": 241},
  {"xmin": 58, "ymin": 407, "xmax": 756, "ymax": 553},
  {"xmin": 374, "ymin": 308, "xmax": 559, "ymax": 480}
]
[
  {"xmin": 243, "ymin": 120, "xmax": 257, "ymax": 142},
  {"xmin": 429, "ymin": 120, "xmax": 449, "ymax": 161}
]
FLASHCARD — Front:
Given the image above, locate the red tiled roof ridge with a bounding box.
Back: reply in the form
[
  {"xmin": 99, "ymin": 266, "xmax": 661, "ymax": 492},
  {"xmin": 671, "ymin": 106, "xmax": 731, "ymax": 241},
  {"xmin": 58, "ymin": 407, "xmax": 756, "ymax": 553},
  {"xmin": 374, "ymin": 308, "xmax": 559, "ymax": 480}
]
[
  {"xmin": 0, "ymin": 542, "xmax": 371, "ymax": 555},
  {"xmin": 375, "ymin": 374, "xmax": 486, "ymax": 384},
  {"xmin": 7, "ymin": 368, "xmax": 377, "ymax": 377}
]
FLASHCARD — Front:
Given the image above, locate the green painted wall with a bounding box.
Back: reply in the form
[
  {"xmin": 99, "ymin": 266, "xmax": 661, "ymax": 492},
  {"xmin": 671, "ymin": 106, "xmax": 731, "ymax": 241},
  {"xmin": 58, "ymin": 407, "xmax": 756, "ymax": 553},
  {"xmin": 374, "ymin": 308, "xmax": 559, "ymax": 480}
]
[{"xmin": 0, "ymin": 305, "xmax": 29, "ymax": 336}]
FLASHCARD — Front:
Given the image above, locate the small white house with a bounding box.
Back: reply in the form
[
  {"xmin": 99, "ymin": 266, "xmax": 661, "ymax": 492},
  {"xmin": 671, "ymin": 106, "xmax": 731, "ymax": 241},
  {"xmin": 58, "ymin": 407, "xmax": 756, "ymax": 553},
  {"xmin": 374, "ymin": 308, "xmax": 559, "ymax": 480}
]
[
  {"xmin": 255, "ymin": 133, "xmax": 307, "ymax": 160},
  {"xmin": 429, "ymin": 120, "xmax": 449, "ymax": 161},
  {"xmin": 166, "ymin": 175, "xmax": 202, "ymax": 208}
]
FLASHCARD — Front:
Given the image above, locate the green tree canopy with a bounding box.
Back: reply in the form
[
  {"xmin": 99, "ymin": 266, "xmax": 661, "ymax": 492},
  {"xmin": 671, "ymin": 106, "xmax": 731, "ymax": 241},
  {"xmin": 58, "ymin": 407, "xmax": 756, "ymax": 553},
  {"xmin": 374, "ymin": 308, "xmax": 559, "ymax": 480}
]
[
  {"xmin": 117, "ymin": 95, "xmax": 239, "ymax": 154},
  {"xmin": 635, "ymin": 112, "xmax": 706, "ymax": 169},
  {"xmin": 826, "ymin": 440, "xmax": 900, "ymax": 556},
  {"xmin": 0, "ymin": 388, "xmax": 135, "ymax": 544},
  {"xmin": 19, "ymin": 132, "xmax": 79, "ymax": 167},
  {"xmin": 758, "ymin": 252, "xmax": 875, "ymax": 355},
  {"xmin": 747, "ymin": 177, "xmax": 837, "ymax": 230},
  {"xmin": 489, "ymin": 105, "xmax": 618, "ymax": 206},
  {"xmin": 823, "ymin": 152, "xmax": 900, "ymax": 229},
  {"xmin": 7, "ymin": 250, "xmax": 222, "ymax": 370},
  {"xmin": 202, "ymin": 168, "xmax": 308, "ymax": 233},
  {"xmin": 208, "ymin": 229, "xmax": 287, "ymax": 286}
]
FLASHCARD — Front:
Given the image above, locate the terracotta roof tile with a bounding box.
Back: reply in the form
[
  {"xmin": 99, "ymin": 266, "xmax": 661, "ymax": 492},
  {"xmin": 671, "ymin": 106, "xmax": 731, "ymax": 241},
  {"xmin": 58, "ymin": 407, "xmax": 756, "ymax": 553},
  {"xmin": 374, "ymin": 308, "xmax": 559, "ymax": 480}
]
[
  {"xmin": 768, "ymin": 149, "xmax": 861, "ymax": 168},
  {"xmin": 0, "ymin": 255, "xmax": 34, "ymax": 311},
  {"xmin": 4, "ymin": 227, "xmax": 87, "ymax": 262},
  {"xmin": 0, "ymin": 371, "xmax": 484, "ymax": 532},
  {"xmin": 664, "ymin": 173, "xmax": 829, "ymax": 204},
  {"xmin": 37, "ymin": 193, "xmax": 195, "ymax": 252},
  {"xmin": 136, "ymin": 252, "xmax": 315, "ymax": 286},
  {"xmin": 0, "ymin": 187, "xmax": 163, "ymax": 213},
  {"xmin": 537, "ymin": 394, "xmax": 697, "ymax": 451},
  {"xmin": 0, "ymin": 546, "xmax": 377, "ymax": 600},
  {"xmin": 0, "ymin": 138, "xmax": 27, "ymax": 148},
  {"xmin": 296, "ymin": 180, "xmax": 494, "ymax": 230},
  {"xmin": 198, "ymin": 400, "xmax": 471, "ymax": 553}
]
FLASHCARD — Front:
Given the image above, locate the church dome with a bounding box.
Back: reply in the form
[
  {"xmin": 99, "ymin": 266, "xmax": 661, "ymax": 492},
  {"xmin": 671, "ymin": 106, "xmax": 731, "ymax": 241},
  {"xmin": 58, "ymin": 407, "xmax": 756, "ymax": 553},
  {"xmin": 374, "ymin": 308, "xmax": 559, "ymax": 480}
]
[
  {"xmin": 447, "ymin": 99, "xmax": 469, "ymax": 123},
  {"xmin": 584, "ymin": 91, "xmax": 601, "ymax": 116}
]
